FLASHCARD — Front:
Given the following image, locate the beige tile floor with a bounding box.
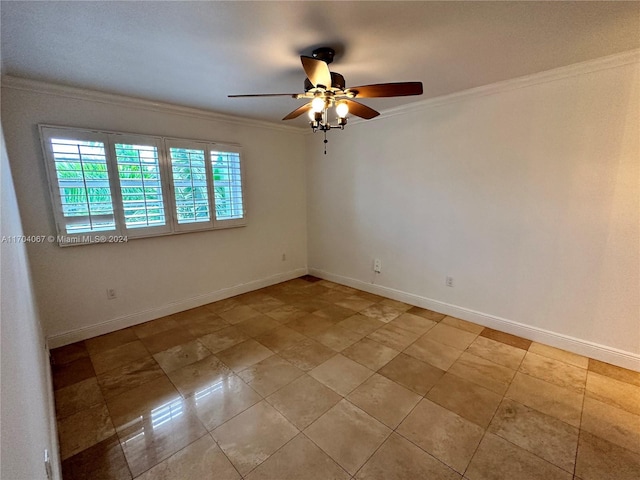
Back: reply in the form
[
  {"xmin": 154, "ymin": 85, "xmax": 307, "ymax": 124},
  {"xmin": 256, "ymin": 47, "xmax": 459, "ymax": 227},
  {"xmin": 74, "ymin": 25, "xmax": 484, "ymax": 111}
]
[{"xmin": 51, "ymin": 276, "xmax": 640, "ymax": 480}]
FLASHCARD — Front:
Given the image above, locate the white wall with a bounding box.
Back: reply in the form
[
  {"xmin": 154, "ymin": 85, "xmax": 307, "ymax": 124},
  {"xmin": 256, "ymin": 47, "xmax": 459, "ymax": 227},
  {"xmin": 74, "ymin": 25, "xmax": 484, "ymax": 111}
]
[
  {"xmin": 1, "ymin": 125, "xmax": 61, "ymax": 479},
  {"xmin": 307, "ymin": 56, "xmax": 639, "ymax": 369},
  {"xmin": 1, "ymin": 83, "xmax": 308, "ymax": 345},
  {"xmin": 2, "ymin": 54, "xmax": 638, "ymax": 371}
]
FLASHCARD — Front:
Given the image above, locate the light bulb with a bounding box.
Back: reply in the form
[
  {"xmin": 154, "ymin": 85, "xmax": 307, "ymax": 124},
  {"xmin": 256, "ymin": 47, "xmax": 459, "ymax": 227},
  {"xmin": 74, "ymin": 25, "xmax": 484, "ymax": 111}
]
[
  {"xmin": 336, "ymin": 102, "xmax": 349, "ymax": 118},
  {"xmin": 308, "ymin": 109, "xmax": 316, "ymax": 121},
  {"xmin": 311, "ymin": 97, "xmax": 325, "ymax": 113}
]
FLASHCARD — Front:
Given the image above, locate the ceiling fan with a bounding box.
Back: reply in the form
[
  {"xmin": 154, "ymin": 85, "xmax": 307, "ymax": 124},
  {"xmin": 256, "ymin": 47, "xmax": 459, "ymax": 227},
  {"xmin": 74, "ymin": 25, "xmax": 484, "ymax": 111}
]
[{"xmin": 229, "ymin": 47, "xmax": 423, "ymax": 151}]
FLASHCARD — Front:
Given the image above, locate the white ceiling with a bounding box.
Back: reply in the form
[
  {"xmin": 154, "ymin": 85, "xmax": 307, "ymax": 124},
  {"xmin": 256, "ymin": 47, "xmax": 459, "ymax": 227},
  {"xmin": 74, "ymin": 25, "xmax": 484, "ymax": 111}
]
[{"xmin": 1, "ymin": 1, "xmax": 639, "ymax": 125}]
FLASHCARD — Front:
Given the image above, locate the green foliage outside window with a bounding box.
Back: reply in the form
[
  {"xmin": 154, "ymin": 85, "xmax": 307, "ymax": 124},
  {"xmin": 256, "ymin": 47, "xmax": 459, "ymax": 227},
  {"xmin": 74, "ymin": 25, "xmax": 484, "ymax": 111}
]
[
  {"xmin": 170, "ymin": 147, "xmax": 210, "ymax": 223},
  {"xmin": 52, "ymin": 140, "xmax": 115, "ymax": 232},
  {"xmin": 115, "ymin": 144, "xmax": 165, "ymax": 228}
]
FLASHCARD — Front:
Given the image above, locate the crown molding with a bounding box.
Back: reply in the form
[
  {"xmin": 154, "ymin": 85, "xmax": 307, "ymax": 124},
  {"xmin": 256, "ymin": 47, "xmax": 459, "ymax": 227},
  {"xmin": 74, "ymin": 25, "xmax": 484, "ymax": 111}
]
[
  {"xmin": 4, "ymin": 49, "xmax": 638, "ymax": 132},
  {"xmin": 0, "ymin": 75, "xmax": 308, "ymax": 134},
  {"xmin": 351, "ymin": 48, "xmax": 640, "ymax": 125}
]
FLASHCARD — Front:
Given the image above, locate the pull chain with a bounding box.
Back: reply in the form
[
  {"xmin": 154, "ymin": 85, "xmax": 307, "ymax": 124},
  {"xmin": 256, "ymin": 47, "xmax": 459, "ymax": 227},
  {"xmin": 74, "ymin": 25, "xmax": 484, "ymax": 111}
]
[{"xmin": 323, "ymin": 130, "xmax": 328, "ymax": 155}]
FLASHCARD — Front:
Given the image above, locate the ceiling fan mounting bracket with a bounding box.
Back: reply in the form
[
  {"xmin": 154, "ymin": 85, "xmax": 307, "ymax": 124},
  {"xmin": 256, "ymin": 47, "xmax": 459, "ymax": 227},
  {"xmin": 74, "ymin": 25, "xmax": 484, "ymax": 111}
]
[{"xmin": 312, "ymin": 47, "xmax": 335, "ymax": 64}]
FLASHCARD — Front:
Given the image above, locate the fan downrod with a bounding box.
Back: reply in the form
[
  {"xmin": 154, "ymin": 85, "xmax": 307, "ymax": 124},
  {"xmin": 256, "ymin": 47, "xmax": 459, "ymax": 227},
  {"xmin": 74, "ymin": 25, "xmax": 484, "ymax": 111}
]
[{"xmin": 312, "ymin": 47, "xmax": 335, "ymax": 65}]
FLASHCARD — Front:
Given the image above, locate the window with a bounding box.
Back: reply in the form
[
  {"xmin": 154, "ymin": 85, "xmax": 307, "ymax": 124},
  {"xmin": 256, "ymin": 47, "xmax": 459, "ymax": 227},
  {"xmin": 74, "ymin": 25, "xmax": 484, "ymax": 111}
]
[
  {"xmin": 40, "ymin": 126, "xmax": 246, "ymax": 245},
  {"xmin": 166, "ymin": 141, "xmax": 212, "ymax": 231},
  {"xmin": 111, "ymin": 135, "xmax": 171, "ymax": 236},
  {"xmin": 42, "ymin": 129, "xmax": 117, "ymax": 236},
  {"xmin": 212, "ymin": 148, "xmax": 244, "ymax": 225}
]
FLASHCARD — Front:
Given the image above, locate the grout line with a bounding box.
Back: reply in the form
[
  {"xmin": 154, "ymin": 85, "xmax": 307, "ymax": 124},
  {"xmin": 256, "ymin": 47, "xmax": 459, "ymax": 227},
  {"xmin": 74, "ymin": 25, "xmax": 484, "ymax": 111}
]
[
  {"xmin": 573, "ymin": 381, "xmax": 588, "ymax": 478},
  {"xmin": 211, "ymin": 431, "xmax": 245, "ymax": 480},
  {"xmin": 51, "ymin": 277, "xmax": 637, "ymax": 478},
  {"xmin": 299, "ymin": 430, "xmax": 353, "ymax": 479}
]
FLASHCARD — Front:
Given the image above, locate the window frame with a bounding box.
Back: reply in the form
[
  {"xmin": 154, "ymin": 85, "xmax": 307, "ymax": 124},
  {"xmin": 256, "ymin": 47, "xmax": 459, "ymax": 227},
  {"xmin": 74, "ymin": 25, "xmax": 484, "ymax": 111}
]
[
  {"xmin": 39, "ymin": 125, "xmax": 246, "ymax": 246},
  {"xmin": 210, "ymin": 143, "xmax": 246, "ymax": 229},
  {"xmin": 108, "ymin": 133, "xmax": 174, "ymax": 238},
  {"xmin": 164, "ymin": 138, "xmax": 215, "ymax": 233},
  {"xmin": 40, "ymin": 127, "xmax": 123, "ymax": 243}
]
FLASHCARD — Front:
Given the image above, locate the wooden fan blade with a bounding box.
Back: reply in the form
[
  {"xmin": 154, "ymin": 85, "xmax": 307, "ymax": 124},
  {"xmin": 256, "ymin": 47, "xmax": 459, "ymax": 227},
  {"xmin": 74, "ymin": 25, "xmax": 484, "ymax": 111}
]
[
  {"xmin": 282, "ymin": 103, "xmax": 312, "ymax": 121},
  {"xmin": 344, "ymin": 99, "xmax": 379, "ymax": 120},
  {"xmin": 346, "ymin": 82, "xmax": 423, "ymax": 98},
  {"xmin": 301, "ymin": 56, "xmax": 332, "ymax": 88},
  {"xmin": 228, "ymin": 93, "xmax": 300, "ymax": 98}
]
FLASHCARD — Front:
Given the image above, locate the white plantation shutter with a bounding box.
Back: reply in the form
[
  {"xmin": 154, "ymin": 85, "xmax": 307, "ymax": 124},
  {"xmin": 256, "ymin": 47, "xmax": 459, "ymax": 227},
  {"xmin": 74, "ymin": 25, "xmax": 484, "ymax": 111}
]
[
  {"xmin": 41, "ymin": 127, "xmax": 119, "ymax": 242},
  {"xmin": 40, "ymin": 125, "xmax": 246, "ymax": 245},
  {"xmin": 211, "ymin": 146, "xmax": 246, "ymax": 227},
  {"xmin": 110, "ymin": 135, "xmax": 171, "ymax": 236},
  {"xmin": 165, "ymin": 140, "xmax": 214, "ymax": 232}
]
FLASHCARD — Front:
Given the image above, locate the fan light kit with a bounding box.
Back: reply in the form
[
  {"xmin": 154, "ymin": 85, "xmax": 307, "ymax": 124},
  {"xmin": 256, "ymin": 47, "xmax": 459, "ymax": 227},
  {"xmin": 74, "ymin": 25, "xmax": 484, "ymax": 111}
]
[{"xmin": 229, "ymin": 47, "xmax": 424, "ymax": 153}]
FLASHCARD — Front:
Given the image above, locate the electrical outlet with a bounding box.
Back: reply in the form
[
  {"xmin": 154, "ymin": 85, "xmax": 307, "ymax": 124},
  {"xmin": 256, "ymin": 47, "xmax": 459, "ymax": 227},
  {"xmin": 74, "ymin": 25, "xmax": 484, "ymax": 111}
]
[
  {"xmin": 44, "ymin": 449, "xmax": 52, "ymax": 480},
  {"xmin": 446, "ymin": 276, "xmax": 454, "ymax": 287},
  {"xmin": 373, "ymin": 258, "xmax": 382, "ymax": 273},
  {"xmin": 106, "ymin": 288, "xmax": 117, "ymax": 300}
]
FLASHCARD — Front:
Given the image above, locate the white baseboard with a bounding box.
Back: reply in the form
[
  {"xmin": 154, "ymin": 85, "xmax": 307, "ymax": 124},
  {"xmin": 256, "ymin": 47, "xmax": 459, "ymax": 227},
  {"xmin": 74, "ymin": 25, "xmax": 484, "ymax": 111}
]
[
  {"xmin": 310, "ymin": 268, "xmax": 640, "ymax": 372},
  {"xmin": 43, "ymin": 339, "xmax": 63, "ymax": 480},
  {"xmin": 47, "ymin": 268, "xmax": 308, "ymax": 348}
]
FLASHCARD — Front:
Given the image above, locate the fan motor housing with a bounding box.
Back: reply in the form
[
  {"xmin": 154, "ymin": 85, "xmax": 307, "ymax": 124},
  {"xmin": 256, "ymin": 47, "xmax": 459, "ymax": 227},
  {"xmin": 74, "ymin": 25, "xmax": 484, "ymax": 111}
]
[
  {"xmin": 312, "ymin": 47, "xmax": 335, "ymax": 64},
  {"xmin": 304, "ymin": 72, "xmax": 345, "ymax": 92}
]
